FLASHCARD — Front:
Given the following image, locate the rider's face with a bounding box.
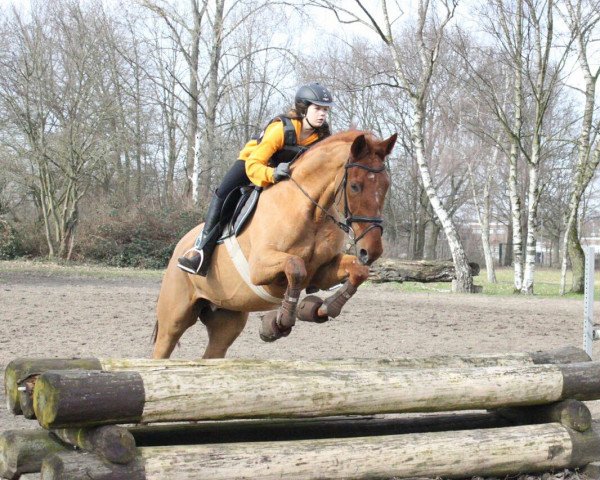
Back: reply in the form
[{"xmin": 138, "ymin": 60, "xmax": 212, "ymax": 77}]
[{"xmin": 305, "ymin": 104, "xmax": 329, "ymax": 128}]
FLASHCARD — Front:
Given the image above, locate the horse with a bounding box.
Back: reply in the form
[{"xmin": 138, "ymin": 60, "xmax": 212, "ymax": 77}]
[{"xmin": 153, "ymin": 130, "xmax": 397, "ymax": 359}]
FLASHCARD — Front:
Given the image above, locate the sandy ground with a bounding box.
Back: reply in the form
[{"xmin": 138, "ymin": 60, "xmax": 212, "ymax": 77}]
[{"xmin": 1, "ymin": 266, "xmax": 599, "ymax": 479}]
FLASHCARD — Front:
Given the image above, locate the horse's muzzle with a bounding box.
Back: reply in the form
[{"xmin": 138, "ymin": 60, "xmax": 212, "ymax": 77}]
[{"xmin": 358, "ymin": 249, "xmax": 371, "ymax": 265}]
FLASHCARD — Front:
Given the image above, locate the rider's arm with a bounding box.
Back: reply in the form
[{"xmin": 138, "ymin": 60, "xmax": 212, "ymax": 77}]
[{"xmin": 240, "ymin": 121, "xmax": 284, "ymax": 187}]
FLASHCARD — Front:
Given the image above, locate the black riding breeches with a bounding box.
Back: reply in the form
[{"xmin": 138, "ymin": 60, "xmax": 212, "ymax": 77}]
[{"xmin": 215, "ymin": 160, "xmax": 250, "ymax": 200}]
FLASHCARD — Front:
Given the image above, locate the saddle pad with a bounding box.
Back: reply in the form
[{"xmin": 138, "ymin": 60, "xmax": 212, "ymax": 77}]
[{"xmin": 218, "ymin": 187, "xmax": 261, "ymax": 243}]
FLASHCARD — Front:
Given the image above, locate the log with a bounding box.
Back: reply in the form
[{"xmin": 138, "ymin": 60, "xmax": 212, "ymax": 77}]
[
  {"xmin": 32, "ymin": 360, "xmax": 600, "ymax": 428},
  {"xmin": 495, "ymin": 399, "xmax": 592, "ymax": 432},
  {"xmin": 0, "ymin": 412, "xmax": 523, "ymax": 478},
  {"xmin": 41, "ymin": 452, "xmax": 144, "ymax": 480},
  {"xmin": 52, "ymin": 426, "xmax": 136, "ymax": 464},
  {"xmin": 0, "ymin": 430, "xmax": 65, "ymax": 480},
  {"xmin": 40, "ymin": 421, "xmax": 600, "ymax": 480},
  {"xmin": 369, "ymin": 259, "xmax": 480, "ymax": 283},
  {"xmin": 0, "ymin": 412, "xmax": 516, "ymax": 477},
  {"xmin": 6, "ymin": 346, "xmax": 588, "ymax": 417}
]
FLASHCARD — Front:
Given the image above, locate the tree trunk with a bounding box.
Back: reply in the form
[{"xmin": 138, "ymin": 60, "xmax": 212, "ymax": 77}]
[
  {"xmin": 567, "ymin": 214, "xmax": 585, "ymax": 293},
  {"xmin": 424, "ymin": 221, "xmax": 440, "ymax": 260},
  {"xmin": 184, "ymin": 1, "xmax": 201, "ymax": 202},
  {"xmin": 522, "ymin": 162, "xmax": 541, "ymax": 294},
  {"xmin": 411, "ymin": 114, "xmax": 472, "ymax": 292},
  {"xmin": 468, "ymin": 163, "xmax": 497, "ymax": 283},
  {"xmin": 200, "ymin": 0, "xmax": 224, "ymax": 202}
]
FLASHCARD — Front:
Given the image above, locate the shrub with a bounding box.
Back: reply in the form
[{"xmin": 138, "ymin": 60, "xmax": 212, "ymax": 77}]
[
  {"xmin": 74, "ymin": 202, "xmax": 200, "ymax": 268},
  {"xmin": 0, "ymin": 219, "xmax": 23, "ymax": 259}
]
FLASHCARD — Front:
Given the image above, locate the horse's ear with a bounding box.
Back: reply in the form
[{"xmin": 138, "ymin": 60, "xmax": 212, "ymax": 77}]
[
  {"xmin": 383, "ymin": 133, "xmax": 397, "ymax": 156},
  {"xmin": 351, "ymin": 134, "xmax": 369, "ymax": 159}
]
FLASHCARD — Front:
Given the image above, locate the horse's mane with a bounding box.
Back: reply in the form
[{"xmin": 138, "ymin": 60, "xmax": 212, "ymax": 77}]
[
  {"xmin": 293, "ymin": 130, "xmax": 365, "ymax": 168},
  {"xmin": 312, "ymin": 129, "xmax": 365, "ymax": 149}
]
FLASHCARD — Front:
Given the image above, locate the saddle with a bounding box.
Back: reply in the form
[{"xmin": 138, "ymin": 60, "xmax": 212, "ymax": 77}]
[{"xmin": 217, "ymin": 185, "xmax": 262, "ymax": 243}]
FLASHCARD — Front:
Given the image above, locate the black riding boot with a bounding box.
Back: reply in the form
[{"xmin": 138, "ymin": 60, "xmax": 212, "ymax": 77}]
[{"xmin": 177, "ymin": 195, "xmax": 224, "ymax": 276}]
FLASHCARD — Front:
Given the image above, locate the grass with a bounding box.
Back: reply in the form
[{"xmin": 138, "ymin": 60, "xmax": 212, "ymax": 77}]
[
  {"xmin": 1, "ymin": 259, "xmax": 597, "ymax": 299},
  {"xmin": 0, "ymin": 258, "xmax": 164, "ymax": 281},
  {"xmin": 392, "ymin": 266, "xmax": 600, "ymax": 299}
]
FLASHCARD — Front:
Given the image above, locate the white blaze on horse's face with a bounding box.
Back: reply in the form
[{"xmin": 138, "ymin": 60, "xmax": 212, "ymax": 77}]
[{"xmin": 347, "ymin": 133, "xmax": 397, "ymax": 265}]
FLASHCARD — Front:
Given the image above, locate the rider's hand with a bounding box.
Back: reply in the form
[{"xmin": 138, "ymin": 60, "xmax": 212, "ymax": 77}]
[{"xmin": 273, "ymin": 162, "xmax": 291, "ymax": 183}]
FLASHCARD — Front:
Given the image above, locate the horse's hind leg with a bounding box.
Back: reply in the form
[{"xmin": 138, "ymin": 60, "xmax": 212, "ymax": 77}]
[
  {"xmin": 201, "ymin": 308, "xmax": 249, "ymax": 359},
  {"xmin": 153, "ymin": 274, "xmax": 199, "ymax": 359}
]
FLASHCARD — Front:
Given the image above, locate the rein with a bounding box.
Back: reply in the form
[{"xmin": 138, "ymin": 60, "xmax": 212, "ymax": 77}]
[{"xmin": 288, "ymin": 158, "xmax": 386, "ymax": 244}]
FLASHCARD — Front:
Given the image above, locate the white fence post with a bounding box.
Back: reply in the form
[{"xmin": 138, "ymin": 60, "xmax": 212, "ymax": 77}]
[{"xmin": 583, "ymin": 245, "xmax": 597, "ymax": 358}]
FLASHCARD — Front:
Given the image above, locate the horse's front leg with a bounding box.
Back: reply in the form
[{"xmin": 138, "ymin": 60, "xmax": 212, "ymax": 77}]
[
  {"xmin": 300, "ymin": 254, "xmax": 370, "ymax": 322},
  {"xmin": 250, "ymin": 254, "xmax": 307, "ymax": 342}
]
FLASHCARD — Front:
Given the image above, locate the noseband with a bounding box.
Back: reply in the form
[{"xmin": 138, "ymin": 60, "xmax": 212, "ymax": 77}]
[
  {"xmin": 288, "ymin": 157, "xmax": 387, "ymax": 244},
  {"xmin": 340, "ymin": 161, "xmax": 386, "ymax": 242}
]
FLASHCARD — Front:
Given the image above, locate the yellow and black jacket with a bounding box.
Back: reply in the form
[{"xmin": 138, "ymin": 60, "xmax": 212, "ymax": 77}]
[{"xmin": 238, "ymin": 117, "xmax": 321, "ymax": 187}]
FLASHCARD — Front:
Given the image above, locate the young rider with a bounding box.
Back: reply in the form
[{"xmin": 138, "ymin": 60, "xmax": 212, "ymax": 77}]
[{"xmin": 177, "ymin": 83, "xmax": 335, "ymax": 276}]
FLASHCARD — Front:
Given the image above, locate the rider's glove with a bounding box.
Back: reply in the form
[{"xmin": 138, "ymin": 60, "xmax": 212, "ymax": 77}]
[{"xmin": 273, "ymin": 162, "xmax": 291, "ymax": 183}]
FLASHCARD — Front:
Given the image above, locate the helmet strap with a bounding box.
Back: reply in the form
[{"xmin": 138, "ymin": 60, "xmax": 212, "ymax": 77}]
[{"xmin": 304, "ymin": 116, "xmax": 318, "ymax": 131}]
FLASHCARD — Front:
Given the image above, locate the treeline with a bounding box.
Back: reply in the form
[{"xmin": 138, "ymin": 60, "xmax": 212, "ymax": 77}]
[{"xmin": 0, "ymin": 0, "xmax": 598, "ymax": 294}]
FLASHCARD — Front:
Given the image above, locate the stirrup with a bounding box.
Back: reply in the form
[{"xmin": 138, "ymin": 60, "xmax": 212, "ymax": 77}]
[{"xmin": 177, "ymin": 248, "xmax": 204, "ymax": 274}]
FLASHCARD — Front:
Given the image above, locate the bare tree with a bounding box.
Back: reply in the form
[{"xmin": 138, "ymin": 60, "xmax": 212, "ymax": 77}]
[
  {"xmin": 559, "ymin": 0, "xmax": 600, "ymax": 294},
  {"xmin": 0, "ymin": 2, "xmax": 116, "ymax": 258},
  {"xmin": 139, "ymin": 0, "xmax": 208, "ymax": 204},
  {"xmin": 310, "ymin": 0, "xmax": 474, "ymax": 292}
]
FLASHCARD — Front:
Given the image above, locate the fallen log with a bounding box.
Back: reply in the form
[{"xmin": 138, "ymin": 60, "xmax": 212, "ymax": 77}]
[
  {"xmin": 52, "ymin": 426, "xmax": 136, "ymax": 464},
  {"xmin": 33, "ymin": 360, "xmax": 600, "ymax": 428},
  {"xmin": 495, "ymin": 398, "xmax": 592, "ymax": 432},
  {"xmin": 0, "ymin": 429, "xmax": 65, "ymax": 480},
  {"xmin": 7, "ymin": 346, "xmax": 587, "ymax": 417},
  {"xmin": 369, "ymin": 259, "xmax": 480, "ymax": 283},
  {"xmin": 40, "ymin": 421, "xmax": 600, "ymax": 480}
]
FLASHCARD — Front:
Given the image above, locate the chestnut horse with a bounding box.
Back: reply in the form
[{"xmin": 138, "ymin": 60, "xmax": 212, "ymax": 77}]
[{"xmin": 153, "ymin": 130, "xmax": 397, "ymax": 359}]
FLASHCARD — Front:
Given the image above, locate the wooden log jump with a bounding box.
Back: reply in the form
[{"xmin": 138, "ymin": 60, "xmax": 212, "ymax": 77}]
[
  {"xmin": 3, "ymin": 348, "xmax": 600, "ymax": 479},
  {"xmin": 6, "ymin": 346, "xmax": 588, "ymax": 417},
  {"xmin": 32, "ymin": 360, "xmax": 600, "ymax": 429},
  {"xmin": 2, "ymin": 403, "xmax": 596, "ymax": 479},
  {"xmin": 40, "ymin": 421, "xmax": 600, "ymax": 480}
]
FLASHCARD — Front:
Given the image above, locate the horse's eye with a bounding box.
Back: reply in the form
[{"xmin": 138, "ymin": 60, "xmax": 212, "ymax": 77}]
[{"xmin": 350, "ymin": 183, "xmax": 361, "ymax": 193}]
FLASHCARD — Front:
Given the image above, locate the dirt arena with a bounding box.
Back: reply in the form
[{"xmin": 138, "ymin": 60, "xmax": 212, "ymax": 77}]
[{"xmin": 1, "ymin": 264, "xmax": 598, "ymax": 479}]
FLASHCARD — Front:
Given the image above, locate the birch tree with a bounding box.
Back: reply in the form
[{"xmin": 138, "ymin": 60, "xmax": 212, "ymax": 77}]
[
  {"xmin": 559, "ymin": 0, "xmax": 600, "ymax": 294},
  {"xmin": 139, "ymin": 0, "xmax": 207, "ymax": 204},
  {"xmin": 310, "ymin": 0, "xmax": 474, "ymax": 292}
]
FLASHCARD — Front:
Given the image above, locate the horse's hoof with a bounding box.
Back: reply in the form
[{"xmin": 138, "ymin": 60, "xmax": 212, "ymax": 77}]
[
  {"xmin": 259, "ymin": 311, "xmax": 291, "ymax": 342},
  {"xmin": 296, "ymin": 295, "xmax": 329, "ymax": 323}
]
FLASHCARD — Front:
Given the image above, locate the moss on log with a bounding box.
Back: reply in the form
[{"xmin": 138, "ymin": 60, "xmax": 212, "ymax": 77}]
[
  {"xmin": 52, "ymin": 426, "xmax": 136, "ymax": 464},
  {"xmin": 0, "ymin": 429, "xmax": 65, "ymax": 479}
]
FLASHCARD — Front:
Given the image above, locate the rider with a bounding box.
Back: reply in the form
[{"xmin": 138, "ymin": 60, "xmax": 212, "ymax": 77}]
[{"xmin": 177, "ymin": 83, "xmax": 335, "ymax": 276}]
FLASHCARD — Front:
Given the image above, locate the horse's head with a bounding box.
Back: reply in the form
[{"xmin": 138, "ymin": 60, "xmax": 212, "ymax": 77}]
[{"xmin": 343, "ymin": 132, "xmax": 397, "ymax": 265}]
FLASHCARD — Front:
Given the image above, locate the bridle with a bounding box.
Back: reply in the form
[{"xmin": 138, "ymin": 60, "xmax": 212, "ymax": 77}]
[{"xmin": 288, "ymin": 157, "xmax": 387, "ymax": 244}]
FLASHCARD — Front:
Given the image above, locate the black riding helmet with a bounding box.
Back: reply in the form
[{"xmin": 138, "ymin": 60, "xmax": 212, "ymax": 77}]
[{"xmin": 295, "ymin": 83, "xmax": 335, "ymax": 112}]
